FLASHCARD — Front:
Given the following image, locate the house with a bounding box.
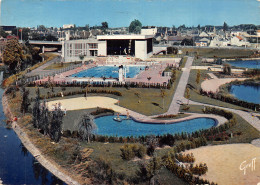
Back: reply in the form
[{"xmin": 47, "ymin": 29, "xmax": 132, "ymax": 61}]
[
  {"xmin": 230, "ymin": 36, "xmax": 250, "ymax": 47},
  {"xmin": 195, "ymin": 38, "xmax": 211, "ymax": 47},
  {"xmin": 209, "ymin": 35, "xmax": 229, "ymax": 47},
  {"xmin": 199, "ymin": 31, "xmax": 209, "ymax": 37}
]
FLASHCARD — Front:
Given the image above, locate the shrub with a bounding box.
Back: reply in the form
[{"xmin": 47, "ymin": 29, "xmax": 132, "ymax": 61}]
[{"xmin": 120, "ymin": 143, "xmax": 147, "ymax": 160}]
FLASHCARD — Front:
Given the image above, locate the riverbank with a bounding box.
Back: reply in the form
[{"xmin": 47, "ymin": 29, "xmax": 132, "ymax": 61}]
[{"xmin": 2, "ymin": 92, "xmax": 82, "ymax": 185}]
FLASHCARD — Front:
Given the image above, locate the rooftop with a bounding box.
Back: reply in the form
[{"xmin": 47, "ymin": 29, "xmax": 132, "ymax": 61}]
[{"xmin": 97, "ymin": 34, "xmax": 153, "ymax": 40}]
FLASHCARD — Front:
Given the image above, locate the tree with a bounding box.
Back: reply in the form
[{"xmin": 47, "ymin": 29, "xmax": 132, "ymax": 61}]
[
  {"xmin": 85, "ymin": 24, "xmax": 90, "ymax": 31},
  {"xmin": 3, "ymin": 38, "xmax": 24, "ymax": 73},
  {"xmin": 167, "ymin": 47, "xmax": 178, "ymax": 54},
  {"xmin": 196, "ymin": 69, "xmax": 201, "ymax": 86},
  {"xmin": 160, "ymin": 89, "xmax": 166, "ymax": 109},
  {"xmin": 21, "ymin": 87, "xmax": 30, "ymax": 115},
  {"xmin": 2, "ymin": 38, "xmax": 30, "ymax": 74},
  {"xmin": 49, "ymin": 103, "xmax": 64, "ymax": 142},
  {"xmin": 129, "ymin": 19, "xmax": 142, "ymax": 34},
  {"xmin": 45, "ymin": 34, "xmax": 58, "ymax": 41},
  {"xmin": 32, "ymin": 88, "xmax": 41, "ymax": 129},
  {"xmin": 0, "ymin": 27, "xmax": 8, "ymax": 38},
  {"xmin": 145, "ymin": 157, "xmax": 162, "ymax": 184},
  {"xmin": 185, "ymin": 87, "xmax": 190, "ymax": 105},
  {"xmin": 134, "ymin": 91, "xmax": 141, "ymax": 103},
  {"xmin": 37, "ymin": 25, "xmax": 47, "ymax": 32},
  {"xmin": 40, "ymin": 100, "xmax": 50, "ymax": 136},
  {"xmin": 76, "ymin": 113, "xmax": 96, "ymax": 143},
  {"xmin": 30, "ymin": 32, "xmax": 45, "ymax": 40},
  {"xmin": 101, "ymin": 22, "xmax": 108, "ymax": 33},
  {"xmin": 181, "ymin": 38, "xmax": 194, "ymax": 46},
  {"xmin": 223, "ymin": 63, "xmax": 231, "ymax": 75},
  {"xmin": 223, "ymin": 22, "xmax": 228, "ymax": 33},
  {"xmin": 197, "ymin": 24, "xmax": 201, "ymax": 32},
  {"xmin": 12, "ymin": 28, "xmax": 30, "ymax": 41}
]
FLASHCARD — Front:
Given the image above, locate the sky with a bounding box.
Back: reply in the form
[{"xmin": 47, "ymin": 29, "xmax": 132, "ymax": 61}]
[{"xmin": 0, "ymin": 0, "xmax": 259, "ymax": 28}]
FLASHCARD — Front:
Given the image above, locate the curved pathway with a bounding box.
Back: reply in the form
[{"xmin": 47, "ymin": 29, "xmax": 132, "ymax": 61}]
[{"xmin": 201, "ymin": 73, "xmax": 247, "ymax": 93}]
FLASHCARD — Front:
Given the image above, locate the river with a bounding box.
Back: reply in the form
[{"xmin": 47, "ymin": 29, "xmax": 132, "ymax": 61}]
[{"xmin": 0, "ymin": 83, "xmax": 65, "ymax": 184}]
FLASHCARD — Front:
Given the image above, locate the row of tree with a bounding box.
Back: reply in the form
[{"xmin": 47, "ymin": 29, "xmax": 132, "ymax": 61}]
[{"xmin": 32, "ymin": 89, "xmax": 64, "ymax": 142}]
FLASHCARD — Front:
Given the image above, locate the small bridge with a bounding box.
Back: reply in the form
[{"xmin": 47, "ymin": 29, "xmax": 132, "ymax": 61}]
[
  {"xmin": 28, "ymin": 40, "xmax": 62, "ymax": 52},
  {"xmin": 153, "ymin": 46, "xmax": 167, "ymax": 55}
]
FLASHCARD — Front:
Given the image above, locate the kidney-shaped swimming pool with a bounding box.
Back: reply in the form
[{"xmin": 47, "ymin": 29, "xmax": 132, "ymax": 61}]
[{"xmin": 94, "ymin": 115, "xmax": 217, "ymax": 137}]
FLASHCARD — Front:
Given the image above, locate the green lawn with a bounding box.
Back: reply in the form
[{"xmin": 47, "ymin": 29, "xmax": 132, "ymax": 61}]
[
  {"xmin": 43, "ymin": 62, "xmax": 72, "ymax": 70},
  {"xmin": 82, "ymin": 142, "xmax": 140, "ymax": 179}
]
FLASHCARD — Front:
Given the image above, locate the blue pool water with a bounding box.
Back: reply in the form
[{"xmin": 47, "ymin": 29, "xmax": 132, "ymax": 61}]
[
  {"xmin": 94, "ymin": 116, "xmax": 216, "ymax": 137},
  {"xmin": 227, "ymin": 60, "xmax": 260, "ymax": 69},
  {"xmin": 230, "ymin": 84, "xmax": 260, "ymax": 104},
  {"xmin": 71, "ymin": 66, "xmax": 145, "ymax": 78}
]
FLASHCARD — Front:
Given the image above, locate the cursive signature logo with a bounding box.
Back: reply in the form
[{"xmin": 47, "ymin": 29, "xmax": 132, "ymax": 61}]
[{"xmin": 239, "ymin": 158, "xmax": 256, "ymax": 175}]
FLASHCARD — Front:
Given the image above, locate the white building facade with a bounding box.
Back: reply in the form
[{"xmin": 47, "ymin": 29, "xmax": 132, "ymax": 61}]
[
  {"xmin": 62, "ymin": 35, "xmax": 153, "ymax": 62},
  {"xmin": 61, "ymin": 38, "xmax": 98, "ymax": 62}
]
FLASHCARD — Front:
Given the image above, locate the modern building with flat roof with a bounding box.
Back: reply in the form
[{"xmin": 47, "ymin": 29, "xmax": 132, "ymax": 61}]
[
  {"xmin": 61, "ymin": 34, "xmax": 154, "ymax": 62},
  {"xmin": 97, "ymin": 35, "xmax": 153, "ymax": 60}
]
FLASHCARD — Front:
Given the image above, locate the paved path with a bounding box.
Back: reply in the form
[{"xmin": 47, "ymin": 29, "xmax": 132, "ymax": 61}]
[
  {"xmin": 26, "ymin": 55, "xmax": 60, "ymax": 77},
  {"xmin": 166, "ymin": 57, "xmax": 194, "ymax": 115}
]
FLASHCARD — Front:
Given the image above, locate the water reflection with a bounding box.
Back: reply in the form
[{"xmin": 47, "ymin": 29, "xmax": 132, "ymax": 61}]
[
  {"xmin": 0, "ymin": 87, "xmax": 66, "ymax": 185},
  {"xmin": 32, "ymin": 158, "xmax": 64, "ymax": 185},
  {"xmin": 20, "ymin": 143, "xmax": 29, "ymax": 157}
]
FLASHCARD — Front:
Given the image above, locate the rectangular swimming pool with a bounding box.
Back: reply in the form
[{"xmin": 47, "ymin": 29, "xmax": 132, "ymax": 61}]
[{"xmin": 71, "ymin": 65, "xmax": 145, "ymax": 78}]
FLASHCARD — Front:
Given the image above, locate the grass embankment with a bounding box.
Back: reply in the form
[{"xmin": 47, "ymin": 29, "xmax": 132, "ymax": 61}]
[
  {"xmin": 2, "ymin": 53, "xmax": 57, "ymax": 88},
  {"xmin": 180, "ymin": 47, "xmax": 255, "ymax": 58},
  {"xmin": 180, "ymin": 104, "xmax": 260, "ymax": 143},
  {"xmin": 152, "ymin": 48, "xmax": 255, "ymax": 59},
  {"xmin": 187, "ymin": 68, "xmax": 252, "ymax": 111}
]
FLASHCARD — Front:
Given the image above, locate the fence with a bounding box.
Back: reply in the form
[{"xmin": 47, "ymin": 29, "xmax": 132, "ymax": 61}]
[{"xmin": 17, "ymin": 63, "xmax": 83, "ymax": 85}]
